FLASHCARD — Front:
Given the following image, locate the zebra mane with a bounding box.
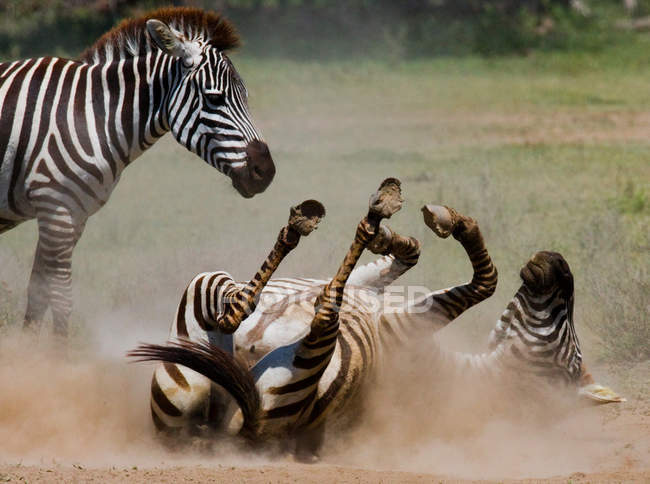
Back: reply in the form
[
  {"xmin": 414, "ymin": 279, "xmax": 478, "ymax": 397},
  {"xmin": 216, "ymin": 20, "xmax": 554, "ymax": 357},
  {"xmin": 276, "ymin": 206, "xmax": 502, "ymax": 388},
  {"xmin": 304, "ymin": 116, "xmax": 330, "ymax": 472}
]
[{"xmin": 79, "ymin": 7, "xmax": 240, "ymax": 64}]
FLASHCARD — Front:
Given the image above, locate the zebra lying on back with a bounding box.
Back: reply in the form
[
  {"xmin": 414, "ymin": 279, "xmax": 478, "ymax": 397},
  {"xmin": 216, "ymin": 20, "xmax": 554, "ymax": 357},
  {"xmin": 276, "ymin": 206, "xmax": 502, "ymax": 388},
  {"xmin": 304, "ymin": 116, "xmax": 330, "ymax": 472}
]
[
  {"xmin": 0, "ymin": 7, "xmax": 274, "ymax": 336},
  {"xmin": 130, "ymin": 178, "xmax": 623, "ymax": 461}
]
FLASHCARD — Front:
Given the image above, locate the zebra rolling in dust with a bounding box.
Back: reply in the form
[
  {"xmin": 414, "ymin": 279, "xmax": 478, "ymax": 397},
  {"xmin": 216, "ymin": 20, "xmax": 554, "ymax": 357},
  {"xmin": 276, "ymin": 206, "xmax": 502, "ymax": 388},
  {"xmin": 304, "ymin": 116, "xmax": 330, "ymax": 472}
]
[
  {"xmin": 0, "ymin": 8, "xmax": 274, "ymax": 336},
  {"xmin": 130, "ymin": 178, "xmax": 623, "ymax": 461}
]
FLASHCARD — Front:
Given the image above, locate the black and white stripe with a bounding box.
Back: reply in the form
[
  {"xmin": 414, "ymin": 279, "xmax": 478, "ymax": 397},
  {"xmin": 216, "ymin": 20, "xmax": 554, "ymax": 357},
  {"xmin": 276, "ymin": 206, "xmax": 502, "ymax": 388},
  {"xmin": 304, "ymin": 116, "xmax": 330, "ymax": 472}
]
[{"xmin": 0, "ymin": 8, "xmax": 274, "ymax": 336}]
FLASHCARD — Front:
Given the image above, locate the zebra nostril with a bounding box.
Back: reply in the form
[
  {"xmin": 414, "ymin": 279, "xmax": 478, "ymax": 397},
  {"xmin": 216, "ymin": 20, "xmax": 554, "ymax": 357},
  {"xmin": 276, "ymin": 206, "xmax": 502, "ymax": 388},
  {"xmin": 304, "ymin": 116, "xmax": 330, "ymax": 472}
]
[
  {"xmin": 241, "ymin": 140, "xmax": 275, "ymax": 193},
  {"xmin": 252, "ymin": 165, "xmax": 264, "ymax": 179}
]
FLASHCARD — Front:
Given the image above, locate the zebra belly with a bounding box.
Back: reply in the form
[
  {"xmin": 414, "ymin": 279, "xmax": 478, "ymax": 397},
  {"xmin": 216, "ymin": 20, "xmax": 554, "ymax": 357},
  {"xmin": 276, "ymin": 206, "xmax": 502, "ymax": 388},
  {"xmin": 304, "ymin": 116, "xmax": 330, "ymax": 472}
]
[
  {"xmin": 235, "ymin": 300, "xmax": 314, "ymax": 368},
  {"xmin": 160, "ymin": 279, "xmax": 383, "ymax": 436},
  {"xmin": 234, "ymin": 283, "xmax": 382, "ymax": 368}
]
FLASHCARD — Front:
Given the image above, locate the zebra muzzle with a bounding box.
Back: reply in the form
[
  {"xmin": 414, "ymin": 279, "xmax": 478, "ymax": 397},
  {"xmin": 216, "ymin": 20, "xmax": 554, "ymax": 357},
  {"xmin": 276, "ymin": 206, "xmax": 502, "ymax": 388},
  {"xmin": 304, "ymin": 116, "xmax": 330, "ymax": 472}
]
[{"xmin": 230, "ymin": 141, "xmax": 276, "ymax": 198}]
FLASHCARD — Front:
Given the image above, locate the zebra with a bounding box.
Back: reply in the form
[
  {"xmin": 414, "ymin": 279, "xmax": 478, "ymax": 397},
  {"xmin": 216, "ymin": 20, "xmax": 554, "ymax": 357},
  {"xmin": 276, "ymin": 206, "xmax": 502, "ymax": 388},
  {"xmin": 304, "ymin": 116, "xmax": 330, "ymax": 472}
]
[
  {"xmin": 130, "ymin": 178, "xmax": 623, "ymax": 461},
  {"xmin": 0, "ymin": 7, "xmax": 275, "ymax": 337}
]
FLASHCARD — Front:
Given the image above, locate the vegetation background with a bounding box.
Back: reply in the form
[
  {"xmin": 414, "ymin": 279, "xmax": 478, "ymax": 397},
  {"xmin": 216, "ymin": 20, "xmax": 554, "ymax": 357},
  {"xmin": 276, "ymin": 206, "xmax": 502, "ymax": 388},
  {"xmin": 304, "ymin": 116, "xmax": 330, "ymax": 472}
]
[
  {"xmin": 1, "ymin": 0, "xmax": 650, "ymax": 60},
  {"xmin": 0, "ymin": 0, "xmax": 647, "ymax": 413}
]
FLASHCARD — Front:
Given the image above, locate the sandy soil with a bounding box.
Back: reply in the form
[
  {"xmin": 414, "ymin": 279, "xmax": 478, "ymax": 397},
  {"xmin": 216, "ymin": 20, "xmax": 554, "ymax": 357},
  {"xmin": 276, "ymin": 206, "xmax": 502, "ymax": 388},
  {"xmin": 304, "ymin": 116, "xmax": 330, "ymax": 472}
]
[
  {"xmin": 0, "ymin": 464, "xmax": 648, "ymax": 483},
  {"xmin": 0, "ymin": 331, "xmax": 647, "ymax": 483}
]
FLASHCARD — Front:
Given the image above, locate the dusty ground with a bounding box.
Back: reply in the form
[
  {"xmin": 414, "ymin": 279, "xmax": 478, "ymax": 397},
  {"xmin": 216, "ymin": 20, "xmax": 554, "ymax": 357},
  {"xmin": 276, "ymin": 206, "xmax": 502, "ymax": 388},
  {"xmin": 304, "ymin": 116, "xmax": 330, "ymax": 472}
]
[
  {"xmin": 0, "ymin": 465, "xmax": 648, "ymax": 483},
  {"xmin": 0, "ymin": 427, "xmax": 649, "ymax": 483},
  {"xmin": 0, "ymin": 333, "xmax": 647, "ymax": 483}
]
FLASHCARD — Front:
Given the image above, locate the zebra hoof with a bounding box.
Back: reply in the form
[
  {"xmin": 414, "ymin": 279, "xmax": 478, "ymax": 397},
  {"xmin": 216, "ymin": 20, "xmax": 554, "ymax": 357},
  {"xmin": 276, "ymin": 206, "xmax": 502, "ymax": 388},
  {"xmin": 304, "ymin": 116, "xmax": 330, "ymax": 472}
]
[
  {"xmin": 288, "ymin": 200, "xmax": 326, "ymax": 236},
  {"xmin": 293, "ymin": 450, "xmax": 320, "ymax": 464},
  {"xmin": 22, "ymin": 318, "xmax": 43, "ymax": 337},
  {"xmin": 369, "ymin": 178, "xmax": 403, "ymax": 219},
  {"xmin": 421, "ymin": 204, "xmax": 458, "ymax": 238}
]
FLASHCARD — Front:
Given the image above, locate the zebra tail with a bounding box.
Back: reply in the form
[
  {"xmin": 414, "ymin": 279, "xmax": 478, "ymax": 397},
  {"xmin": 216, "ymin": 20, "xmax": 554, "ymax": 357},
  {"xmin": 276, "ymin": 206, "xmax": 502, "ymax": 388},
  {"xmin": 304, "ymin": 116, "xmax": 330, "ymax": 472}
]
[{"xmin": 128, "ymin": 339, "xmax": 261, "ymax": 439}]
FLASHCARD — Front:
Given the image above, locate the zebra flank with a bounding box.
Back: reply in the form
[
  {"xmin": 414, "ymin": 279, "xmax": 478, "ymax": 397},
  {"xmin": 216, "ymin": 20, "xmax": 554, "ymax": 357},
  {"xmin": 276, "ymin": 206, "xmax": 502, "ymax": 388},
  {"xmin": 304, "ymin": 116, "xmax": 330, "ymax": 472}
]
[{"xmin": 0, "ymin": 7, "xmax": 274, "ymax": 336}]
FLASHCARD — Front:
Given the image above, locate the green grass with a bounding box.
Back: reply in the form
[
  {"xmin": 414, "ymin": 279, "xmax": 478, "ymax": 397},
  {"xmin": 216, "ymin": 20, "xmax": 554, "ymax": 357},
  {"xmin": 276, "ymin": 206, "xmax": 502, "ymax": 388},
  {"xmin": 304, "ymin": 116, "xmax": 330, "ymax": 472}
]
[{"xmin": 0, "ymin": 48, "xmax": 648, "ymax": 367}]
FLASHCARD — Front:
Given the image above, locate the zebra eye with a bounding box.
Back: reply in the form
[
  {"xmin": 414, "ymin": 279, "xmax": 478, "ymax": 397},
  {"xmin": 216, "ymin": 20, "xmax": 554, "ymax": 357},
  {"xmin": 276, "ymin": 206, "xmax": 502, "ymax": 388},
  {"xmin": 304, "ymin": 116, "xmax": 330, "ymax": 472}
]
[{"xmin": 205, "ymin": 90, "xmax": 225, "ymax": 105}]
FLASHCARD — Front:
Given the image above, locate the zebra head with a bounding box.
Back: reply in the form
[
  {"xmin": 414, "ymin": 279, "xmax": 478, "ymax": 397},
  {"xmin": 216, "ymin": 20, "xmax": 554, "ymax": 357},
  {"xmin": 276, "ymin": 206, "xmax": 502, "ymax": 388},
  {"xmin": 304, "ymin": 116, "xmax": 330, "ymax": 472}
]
[
  {"xmin": 147, "ymin": 19, "xmax": 275, "ymax": 198},
  {"xmin": 489, "ymin": 251, "xmax": 623, "ymax": 403}
]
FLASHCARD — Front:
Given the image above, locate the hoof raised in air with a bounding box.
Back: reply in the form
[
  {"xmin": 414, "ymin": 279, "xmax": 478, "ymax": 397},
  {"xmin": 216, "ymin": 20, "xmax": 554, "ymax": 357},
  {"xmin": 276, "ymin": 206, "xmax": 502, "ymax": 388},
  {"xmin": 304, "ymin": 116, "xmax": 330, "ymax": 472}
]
[
  {"xmin": 369, "ymin": 178, "xmax": 403, "ymax": 219},
  {"xmin": 289, "ymin": 199, "xmax": 326, "ymax": 236},
  {"xmin": 421, "ymin": 204, "xmax": 460, "ymax": 239}
]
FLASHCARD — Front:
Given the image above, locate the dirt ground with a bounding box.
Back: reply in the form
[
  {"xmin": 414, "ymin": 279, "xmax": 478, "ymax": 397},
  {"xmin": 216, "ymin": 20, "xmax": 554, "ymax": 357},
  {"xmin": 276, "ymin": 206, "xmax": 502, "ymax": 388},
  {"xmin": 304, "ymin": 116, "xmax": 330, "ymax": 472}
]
[
  {"xmin": 0, "ymin": 465, "xmax": 648, "ymax": 484},
  {"xmin": 1, "ymin": 419, "xmax": 649, "ymax": 484},
  {"xmin": 0, "ymin": 330, "xmax": 647, "ymax": 483}
]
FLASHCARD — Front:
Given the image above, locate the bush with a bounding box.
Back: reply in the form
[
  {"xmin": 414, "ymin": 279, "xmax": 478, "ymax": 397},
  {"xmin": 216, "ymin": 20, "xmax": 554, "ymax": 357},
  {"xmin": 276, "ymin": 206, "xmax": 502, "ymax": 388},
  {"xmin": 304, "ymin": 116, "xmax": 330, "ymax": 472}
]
[{"xmin": 0, "ymin": 0, "xmax": 639, "ymax": 60}]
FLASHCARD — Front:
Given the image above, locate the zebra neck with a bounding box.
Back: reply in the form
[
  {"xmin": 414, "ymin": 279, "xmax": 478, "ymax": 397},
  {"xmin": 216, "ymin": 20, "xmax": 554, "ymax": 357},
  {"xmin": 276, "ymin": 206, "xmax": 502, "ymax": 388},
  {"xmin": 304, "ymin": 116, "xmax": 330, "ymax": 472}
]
[
  {"xmin": 439, "ymin": 345, "xmax": 507, "ymax": 381},
  {"xmin": 88, "ymin": 52, "xmax": 179, "ymax": 169},
  {"xmin": 377, "ymin": 312, "xmax": 508, "ymax": 380},
  {"xmin": 377, "ymin": 302, "xmax": 456, "ymax": 347}
]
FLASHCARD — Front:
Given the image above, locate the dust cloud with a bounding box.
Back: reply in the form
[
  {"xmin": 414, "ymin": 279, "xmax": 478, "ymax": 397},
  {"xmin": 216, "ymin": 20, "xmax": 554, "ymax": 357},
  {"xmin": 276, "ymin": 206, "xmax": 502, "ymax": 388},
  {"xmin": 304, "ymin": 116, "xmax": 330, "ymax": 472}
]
[
  {"xmin": 324, "ymin": 336, "xmax": 628, "ymax": 479},
  {"xmin": 0, "ymin": 324, "xmax": 267, "ymax": 469},
  {"xmin": 0, "ymin": 318, "xmax": 629, "ymax": 479}
]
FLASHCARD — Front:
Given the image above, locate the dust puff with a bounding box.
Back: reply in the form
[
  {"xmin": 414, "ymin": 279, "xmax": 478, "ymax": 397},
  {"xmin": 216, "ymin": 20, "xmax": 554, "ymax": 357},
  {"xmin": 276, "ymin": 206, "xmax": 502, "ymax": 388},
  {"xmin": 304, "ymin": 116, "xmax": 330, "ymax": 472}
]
[
  {"xmin": 322, "ymin": 335, "xmax": 624, "ymax": 479},
  {"xmin": 0, "ymin": 329, "xmax": 155, "ymax": 465}
]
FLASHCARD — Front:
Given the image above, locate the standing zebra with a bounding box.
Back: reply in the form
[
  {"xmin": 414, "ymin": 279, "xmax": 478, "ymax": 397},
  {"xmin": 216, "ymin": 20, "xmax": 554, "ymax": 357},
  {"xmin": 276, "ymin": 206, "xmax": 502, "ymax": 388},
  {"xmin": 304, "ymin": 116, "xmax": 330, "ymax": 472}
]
[
  {"xmin": 130, "ymin": 179, "xmax": 622, "ymax": 461},
  {"xmin": 0, "ymin": 7, "xmax": 275, "ymax": 336}
]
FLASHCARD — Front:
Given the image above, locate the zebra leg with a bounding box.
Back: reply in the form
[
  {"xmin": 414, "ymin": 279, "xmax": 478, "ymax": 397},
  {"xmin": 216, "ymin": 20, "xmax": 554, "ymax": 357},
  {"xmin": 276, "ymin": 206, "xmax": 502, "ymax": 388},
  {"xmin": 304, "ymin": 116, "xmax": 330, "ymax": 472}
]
[
  {"xmin": 23, "ymin": 213, "xmax": 85, "ymax": 338},
  {"xmin": 379, "ymin": 205, "xmax": 497, "ymax": 337},
  {"xmin": 348, "ymin": 224, "xmax": 420, "ymax": 291},
  {"xmin": 23, "ymin": 246, "xmax": 50, "ymax": 334},
  {"xmin": 286, "ymin": 179, "xmax": 401, "ymax": 460},
  {"xmin": 216, "ymin": 199, "xmax": 325, "ymax": 333},
  {"xmin": 368, "ymin": 225, "xmax": 420, "ymax": 268},
  {"xmin": 294, "ymin": 424, "xmax": 326, "ymax": 463},
  {"xmin": 309, "ymin": 178, "xmax": 402, "ymax": 338},
  {"xmin": 415, "ymin": 205, "xmax": 498, "ymax": 327}
]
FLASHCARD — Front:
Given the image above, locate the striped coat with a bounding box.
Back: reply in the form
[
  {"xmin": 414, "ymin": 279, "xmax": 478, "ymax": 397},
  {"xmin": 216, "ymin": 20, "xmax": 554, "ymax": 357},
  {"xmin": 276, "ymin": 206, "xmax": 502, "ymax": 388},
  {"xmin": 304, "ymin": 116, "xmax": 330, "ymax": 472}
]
[{"xmin": 0, "ymin": 7, "xmax": 274, "ymax": 336}]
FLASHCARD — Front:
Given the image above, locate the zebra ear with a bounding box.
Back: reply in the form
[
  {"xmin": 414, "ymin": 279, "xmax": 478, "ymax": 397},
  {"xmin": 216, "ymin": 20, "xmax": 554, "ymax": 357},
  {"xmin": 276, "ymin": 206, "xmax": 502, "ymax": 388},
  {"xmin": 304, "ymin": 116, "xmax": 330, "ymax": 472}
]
[{"xmin": 146, "ymin": 19, "xmax": 198, "ymax": 66}]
